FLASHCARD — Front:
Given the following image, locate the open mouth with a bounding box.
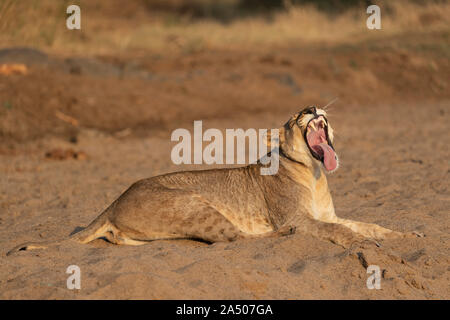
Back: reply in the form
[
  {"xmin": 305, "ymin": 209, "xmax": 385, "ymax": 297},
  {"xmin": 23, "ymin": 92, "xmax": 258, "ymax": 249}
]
[{"xmin": 305, "ymin": 116, "xmax": 338, "ymax": 172}]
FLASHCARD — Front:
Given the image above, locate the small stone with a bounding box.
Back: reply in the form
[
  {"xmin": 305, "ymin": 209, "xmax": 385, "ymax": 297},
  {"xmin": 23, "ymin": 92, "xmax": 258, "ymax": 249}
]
[{"xmin": 410, "ymin": 278, "xmax": 421, "ymax": 290}]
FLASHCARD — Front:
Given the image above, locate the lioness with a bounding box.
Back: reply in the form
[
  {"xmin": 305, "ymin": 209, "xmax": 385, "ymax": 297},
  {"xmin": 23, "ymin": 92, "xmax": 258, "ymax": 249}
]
[{"xmin": 7, "ymin": 106, "xmax": 422, "ymax": 256}]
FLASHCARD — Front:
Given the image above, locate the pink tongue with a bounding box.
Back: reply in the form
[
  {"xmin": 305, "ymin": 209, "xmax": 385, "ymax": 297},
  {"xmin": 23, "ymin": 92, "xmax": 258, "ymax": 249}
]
[{"xmin": 318, "ymin": 143, "xmax": 337, "ymax": 171}]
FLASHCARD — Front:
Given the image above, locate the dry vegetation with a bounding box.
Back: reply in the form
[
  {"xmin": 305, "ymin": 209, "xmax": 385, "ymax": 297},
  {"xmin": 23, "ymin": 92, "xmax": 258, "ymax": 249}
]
[{"xmin": 0, "ymin": 0, "xmax": 449, "ymax": 55}]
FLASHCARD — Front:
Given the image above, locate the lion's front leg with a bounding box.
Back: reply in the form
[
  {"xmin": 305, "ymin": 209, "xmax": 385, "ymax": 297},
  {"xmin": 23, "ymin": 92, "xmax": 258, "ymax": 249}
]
[
  {"xmin": 336, "ymin": 218, "xmax": 424, "ymax": 240},
  {"xmin": 277, "ymin": 215, "xmax": 378, "ymax": 248}
]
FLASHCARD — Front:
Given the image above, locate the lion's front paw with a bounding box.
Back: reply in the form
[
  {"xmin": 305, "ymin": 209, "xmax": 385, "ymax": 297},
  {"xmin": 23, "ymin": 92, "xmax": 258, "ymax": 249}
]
[
  {"xmin": 407, "ymin": 231, "xmax": 425, "ymax": 238},
  {"xmin": 385, "ymin": 230, "xmax": 425, "ymax": 239}
]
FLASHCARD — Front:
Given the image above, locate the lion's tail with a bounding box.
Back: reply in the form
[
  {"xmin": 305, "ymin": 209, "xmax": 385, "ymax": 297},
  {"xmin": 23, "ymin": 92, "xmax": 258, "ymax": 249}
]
[{"xmin": 6, "ymin": 204, "xmax": 114, "ymax": 256}]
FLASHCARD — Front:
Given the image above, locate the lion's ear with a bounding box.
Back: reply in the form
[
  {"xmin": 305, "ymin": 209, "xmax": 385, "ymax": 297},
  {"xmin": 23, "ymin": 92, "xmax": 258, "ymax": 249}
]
[{"xmin": 264, "ymin": 126, "xmax": 285, "ymax": 149}]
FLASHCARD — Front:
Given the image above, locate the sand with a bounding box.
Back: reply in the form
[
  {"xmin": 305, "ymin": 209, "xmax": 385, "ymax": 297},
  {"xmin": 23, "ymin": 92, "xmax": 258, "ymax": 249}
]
[{"xmin": 0, "ymin": 45, "xmax": 448, "ymax": 299}]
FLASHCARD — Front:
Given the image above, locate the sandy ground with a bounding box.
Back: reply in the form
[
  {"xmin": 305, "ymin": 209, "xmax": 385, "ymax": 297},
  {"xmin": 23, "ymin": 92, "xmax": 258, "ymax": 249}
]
[{"xmin": 0, "ymin": 45, "xmax": 448, "ymax": 299}]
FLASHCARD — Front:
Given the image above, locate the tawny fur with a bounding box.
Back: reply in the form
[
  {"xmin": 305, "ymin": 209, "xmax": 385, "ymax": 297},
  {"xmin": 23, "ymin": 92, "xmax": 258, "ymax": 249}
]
[{"xmin": 7, "ymin": 107, "xmax": 423, "ymax": 256}]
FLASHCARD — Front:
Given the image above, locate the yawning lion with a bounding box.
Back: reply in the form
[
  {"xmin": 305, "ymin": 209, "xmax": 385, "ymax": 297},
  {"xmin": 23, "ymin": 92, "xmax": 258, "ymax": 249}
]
[{"xmin": 7, "ymin": 106, "xmax": 423, "ymax": 256}]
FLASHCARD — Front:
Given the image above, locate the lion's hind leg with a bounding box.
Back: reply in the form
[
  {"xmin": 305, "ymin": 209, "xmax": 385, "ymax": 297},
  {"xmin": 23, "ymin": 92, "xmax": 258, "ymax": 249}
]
[
  {"xmin": 172, "ymin": 206, "xmax": 253, "ymax": 243},
  {"xmin": 101, "ymin": 226, "xmax": 148, "ymax": 246}
]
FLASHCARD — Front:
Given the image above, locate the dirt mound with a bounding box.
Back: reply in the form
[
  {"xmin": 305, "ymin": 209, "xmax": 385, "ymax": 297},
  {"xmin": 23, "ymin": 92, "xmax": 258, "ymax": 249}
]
[
  {"xmin": 0, "ymin": 47, "xmax": 48, "ymax": 65},
  {"xmin": 0, "ymin": 41, "xmax": 448, "ymax": 147}
]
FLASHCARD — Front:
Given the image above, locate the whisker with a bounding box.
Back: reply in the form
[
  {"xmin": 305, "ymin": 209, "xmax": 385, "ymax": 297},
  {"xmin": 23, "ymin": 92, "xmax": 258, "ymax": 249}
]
[{"xmin": 323, "ymin": 97, "xmax": 339, "ymax": 112}]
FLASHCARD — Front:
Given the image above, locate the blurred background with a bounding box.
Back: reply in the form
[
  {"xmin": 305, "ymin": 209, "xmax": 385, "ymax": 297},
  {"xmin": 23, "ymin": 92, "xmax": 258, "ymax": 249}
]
[
  {"xmin": 1, "ymin": 1, "xmax": 449, "ymax": 300},
  {"xmin": 0, "ymin": 0, "xmax": 448, "ymax": 144}
]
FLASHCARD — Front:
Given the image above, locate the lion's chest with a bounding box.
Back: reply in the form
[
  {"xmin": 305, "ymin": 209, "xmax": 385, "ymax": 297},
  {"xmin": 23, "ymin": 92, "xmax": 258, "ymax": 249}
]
[{"xmin": 311, "ymin": 177, "xmax": 337, "ymax": 222}]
